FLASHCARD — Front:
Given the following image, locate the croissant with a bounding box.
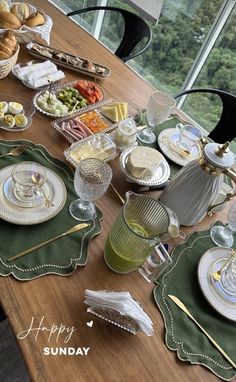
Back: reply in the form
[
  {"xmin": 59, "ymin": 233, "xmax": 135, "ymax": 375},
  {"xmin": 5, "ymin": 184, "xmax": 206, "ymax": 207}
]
[{"xmin": 0, "ymin": 30, "xmax": 17, "ymax": 60}]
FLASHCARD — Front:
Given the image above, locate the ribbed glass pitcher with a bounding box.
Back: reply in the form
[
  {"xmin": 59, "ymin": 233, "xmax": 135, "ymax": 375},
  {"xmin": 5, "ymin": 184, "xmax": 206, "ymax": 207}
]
[{"xmin": 104, "ymin": 191, "xmax": 170, "ymax": 273}]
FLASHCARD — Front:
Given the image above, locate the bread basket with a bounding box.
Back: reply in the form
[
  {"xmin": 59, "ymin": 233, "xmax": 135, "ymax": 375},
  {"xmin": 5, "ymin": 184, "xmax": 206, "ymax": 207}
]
[
  {"xmin": 0, "ymin": 3, "xmax": 52, "ymax": 44},
  {"xmin": 0, "ymin": 42, "xmax": 19, "ymax": 79}
]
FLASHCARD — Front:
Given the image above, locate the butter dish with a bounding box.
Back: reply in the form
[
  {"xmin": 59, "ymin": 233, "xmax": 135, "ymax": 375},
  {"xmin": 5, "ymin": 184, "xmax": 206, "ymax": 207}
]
[{"xmin": 64, "ymin": 133, "xmax": 117, "ymax": 166}]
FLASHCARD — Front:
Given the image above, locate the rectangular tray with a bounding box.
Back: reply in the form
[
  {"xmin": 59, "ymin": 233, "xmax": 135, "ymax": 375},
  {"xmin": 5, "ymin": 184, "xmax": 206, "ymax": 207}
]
[
  {"xmin": 26, "ymin": 42, "xmax": 111, "ymax": 79},
  {"xmin": 51, "ymin": 99, "xmax": 118, "ymax": 144},
  {"xmin": 64, "ymin": 133, "xmax": 117, "ymax": 167}
]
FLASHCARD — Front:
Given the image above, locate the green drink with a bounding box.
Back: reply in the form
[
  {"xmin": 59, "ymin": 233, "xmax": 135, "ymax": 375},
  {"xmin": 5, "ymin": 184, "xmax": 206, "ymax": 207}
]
[
  {"xmin": 104, "ymin": 222, "xmax": 154, "ymax": 274},
  {"xmin": 103, "ymin": 191, "xmax": 169, "ymax": 274}
]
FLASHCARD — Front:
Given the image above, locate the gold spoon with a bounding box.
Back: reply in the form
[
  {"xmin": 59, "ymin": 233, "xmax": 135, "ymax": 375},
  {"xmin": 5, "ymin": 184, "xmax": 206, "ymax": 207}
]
[
  {"xmin": 212, "ymin": 249, "xmax": 236, "ymax": 281},
  {"xmin": 32, "ymin": 172, "xmax": 54, "ymax": 208}
]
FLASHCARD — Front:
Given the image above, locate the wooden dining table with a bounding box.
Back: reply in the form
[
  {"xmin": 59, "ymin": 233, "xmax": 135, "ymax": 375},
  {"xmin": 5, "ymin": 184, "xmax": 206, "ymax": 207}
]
[{"xmin": 0, "ymin": 1, "xmax": 230, "ymax": 381}]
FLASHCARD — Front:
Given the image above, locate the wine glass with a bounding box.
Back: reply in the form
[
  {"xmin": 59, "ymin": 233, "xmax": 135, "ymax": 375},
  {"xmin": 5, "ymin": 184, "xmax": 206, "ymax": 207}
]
[
  {"xmin": 69, "ymin": 158, "xmax": 112, "ymax": 221},
  {"xmin": 210, "ymin": 203, "xmax": 236, "ymax": 247},
  {"xmin": 138, "ymin": 91, "xmax": 176, "ymax": 144}
]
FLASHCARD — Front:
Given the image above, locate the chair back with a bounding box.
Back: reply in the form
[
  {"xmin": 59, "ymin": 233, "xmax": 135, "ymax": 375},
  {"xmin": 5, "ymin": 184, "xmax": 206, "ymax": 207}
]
[
  {"xmin": 67, "ymin": 6, "xmax": 152, "ymax": 62},
  {"xmin": 175, "ymin": 88, "xmax": 236, "ymax": 143}
]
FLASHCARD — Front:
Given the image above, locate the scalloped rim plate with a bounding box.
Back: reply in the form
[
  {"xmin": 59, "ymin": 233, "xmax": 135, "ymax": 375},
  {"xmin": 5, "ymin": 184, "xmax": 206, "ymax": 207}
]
[
  {"xmin": 119, "ymin": 146, "xmax": 170, "ymax": 186},
  {"xmin": 33, "ymin": 81, "xmax": 104, "ymax": 118},
  {"xmin": 0, "ymin": 165, "xmax": 67, "ymax": 225},
  {"xmin": 158, "ymin": 128, "xmax": 201, "ymax": 166},
  {"xmin": 198, "ymin": 247, "xmax": 236, "ymax": 321}
]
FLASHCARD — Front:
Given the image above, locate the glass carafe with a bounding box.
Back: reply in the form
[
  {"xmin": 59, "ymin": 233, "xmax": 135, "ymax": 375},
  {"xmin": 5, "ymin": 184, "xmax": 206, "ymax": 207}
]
[{"xmin": 104, "ymin": 192, "xmax": 170, "ymax": 274}]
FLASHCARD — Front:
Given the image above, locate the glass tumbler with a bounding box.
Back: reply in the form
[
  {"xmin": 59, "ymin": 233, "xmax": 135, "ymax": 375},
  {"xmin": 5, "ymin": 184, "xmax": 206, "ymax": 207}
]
[
  {"xmin": 12, "ymin": 161, "xmax": 46, "ymax": 202},
  {"xmin": 220, "ymin": 256, "xmax": 236, "ymax": 295}
]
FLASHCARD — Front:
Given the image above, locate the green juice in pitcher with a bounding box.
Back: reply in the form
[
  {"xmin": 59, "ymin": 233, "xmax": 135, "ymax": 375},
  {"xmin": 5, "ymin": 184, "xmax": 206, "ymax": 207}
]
[{"xmin": 104, "ymin": 221, "xmax": 154, "ymax": 273}]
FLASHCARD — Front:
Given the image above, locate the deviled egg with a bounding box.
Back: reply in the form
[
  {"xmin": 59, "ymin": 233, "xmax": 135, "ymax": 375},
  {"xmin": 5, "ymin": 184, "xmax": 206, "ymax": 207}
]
[
  {"xmin": 2, "ymin": 114, "xmax": 15, "ymax": 128},
  {"xmin": 8, "ymin": 102, "xmax": 23, "ymax": 115},
  {"xmin": 14, "ymin": 114, "xmax": 28, "ymax": 128},
  {"xmin": 0, "ymin": 101, "xmax": 8, "ymax": 114}
]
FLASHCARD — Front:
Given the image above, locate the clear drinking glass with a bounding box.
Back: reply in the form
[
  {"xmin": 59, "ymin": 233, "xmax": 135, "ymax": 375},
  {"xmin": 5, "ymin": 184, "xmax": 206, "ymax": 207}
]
[
  {"xmin": 220, "ymin": 256, "xmax": 236, "ymax": 295},
  {"xmin": 176, "ymin": 124, "xmax": 203, "ymax": 151},
  {"xmin": 69, "ymin": 158, "xmax": 112, "ymax": 221},
  {"xmin": 210, "ymin": 203, "xmax": 236, "ymax": 247},
  {"xmin": 138, "ymin": 243, "xmax": 172, "ymax": 283},
  {"xmin": 11, "ymin": 161, "xmax": 46, "ymax": 202},
  {"xmin": 138, "ymin": 91, "xmax": 176, "ymax": 144}
]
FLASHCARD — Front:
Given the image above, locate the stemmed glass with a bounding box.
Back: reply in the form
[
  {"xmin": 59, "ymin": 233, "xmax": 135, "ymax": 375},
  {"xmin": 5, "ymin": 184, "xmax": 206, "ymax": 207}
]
[
  {"xmin": 210, "ymin": 203, "xmax": 236, "ymax": 247},
  {"xmin": 69, "ymin": 158, "xmax": 113, "ymax": 221},
  {"xmin": 138, "ymin": 91, "xmax": 176, "ymax": 144}
]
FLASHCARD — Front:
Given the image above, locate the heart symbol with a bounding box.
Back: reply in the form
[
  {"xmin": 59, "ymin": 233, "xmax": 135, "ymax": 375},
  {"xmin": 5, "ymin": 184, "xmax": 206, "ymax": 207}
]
[{"xmin": 87, "ymin": 320, "xmax": 94, "ymax": 328}]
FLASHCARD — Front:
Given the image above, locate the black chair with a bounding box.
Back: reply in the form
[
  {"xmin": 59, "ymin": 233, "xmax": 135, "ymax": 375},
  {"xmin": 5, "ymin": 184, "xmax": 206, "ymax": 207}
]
[
  {"xmin": 67, "ymin": 6, "xmax": 152, "ymax": 62},
  {"xmin": 174, "ymin": 88, "xmax": 236, "ymax": 143}
]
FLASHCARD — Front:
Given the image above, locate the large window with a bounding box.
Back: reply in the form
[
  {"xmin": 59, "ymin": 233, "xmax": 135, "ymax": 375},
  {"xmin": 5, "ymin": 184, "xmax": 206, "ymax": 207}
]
[{"xmin": 50, "ymin": 0, "xmax": 235, "ymax": 134}]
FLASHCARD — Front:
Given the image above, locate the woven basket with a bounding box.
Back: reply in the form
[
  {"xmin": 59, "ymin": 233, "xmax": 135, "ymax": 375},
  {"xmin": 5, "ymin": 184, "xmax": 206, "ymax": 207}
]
[{"xmin": 0, "ymin": 44, "xmax": 20, "ymax": 79}]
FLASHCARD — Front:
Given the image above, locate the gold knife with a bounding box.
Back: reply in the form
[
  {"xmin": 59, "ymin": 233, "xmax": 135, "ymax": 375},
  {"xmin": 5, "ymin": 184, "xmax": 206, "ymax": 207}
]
[
  {"xmin": 7, "ymin": 223, "xmax": 89, "ymax": 262},
  {"xmin": 168, "ymin": 295, "xmax": 236, "ymax": 369}
]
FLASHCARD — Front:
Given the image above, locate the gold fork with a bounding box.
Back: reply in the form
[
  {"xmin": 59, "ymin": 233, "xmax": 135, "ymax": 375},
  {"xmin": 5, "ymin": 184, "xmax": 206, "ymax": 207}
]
[{"xmin": 0, "ymin": 146, "xmax": 26, "ymax": 159}]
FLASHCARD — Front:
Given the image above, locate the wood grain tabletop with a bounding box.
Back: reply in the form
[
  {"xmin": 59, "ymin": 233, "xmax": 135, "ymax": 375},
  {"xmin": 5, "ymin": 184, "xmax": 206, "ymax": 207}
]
[{"xmin": 0, "ymin": 1, "xmax": 229, "ymax": 381}]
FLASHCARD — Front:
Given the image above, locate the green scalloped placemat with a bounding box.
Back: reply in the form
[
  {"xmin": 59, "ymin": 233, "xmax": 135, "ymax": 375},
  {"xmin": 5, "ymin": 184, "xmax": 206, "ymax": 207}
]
[
  {"xmin": 0, "ymin": 139, "xmax": 102, "ymax": 280},
  {"xmin": 154, "ymin": 226, "xmax": 236, "ymax": 381}
]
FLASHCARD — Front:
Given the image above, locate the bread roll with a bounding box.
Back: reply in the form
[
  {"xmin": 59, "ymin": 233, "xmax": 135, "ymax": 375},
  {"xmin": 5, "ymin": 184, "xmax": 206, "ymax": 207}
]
[
  {"xmin": 11, "ymin": 2, "xmax": 30, "ymax": 21},
  {"xmin": 24, "ymin": 12, "xmax": 45, "ymax": 27},
  {"xmin": 0, "ymin": 30, "xmax": 17, "ymax": 60},
  {"xmin": 0, "ymin": 40, "xmax": 12, "ymax": 55},
  {"xmin": 0, "ymin": 50, "xmax": 9, "ymax": 59},
  {"xmin": 0, "ymin": 0, "xmax": 10, "ymax": 12},
  {"xmin": 0, "ymin": 11, "xmax": 21, "ymax": 29}
]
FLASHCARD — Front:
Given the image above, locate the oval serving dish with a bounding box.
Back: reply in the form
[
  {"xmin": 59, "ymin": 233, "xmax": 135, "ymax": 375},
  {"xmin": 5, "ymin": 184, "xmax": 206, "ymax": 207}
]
[
  {"xmin": 26, "ymin": 42, "xmax": 111, "ymax": 79},
  {"xmin": 33, "ymin": 81, "xmax": 105, "ymax": 118}
]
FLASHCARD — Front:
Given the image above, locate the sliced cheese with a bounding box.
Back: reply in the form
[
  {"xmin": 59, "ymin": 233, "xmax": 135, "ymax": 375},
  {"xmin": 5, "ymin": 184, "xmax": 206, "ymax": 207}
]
[
  {"xmin": 101, "ymin": 106, "xmax": 119, "ymax": 122},
  {"xmin": 116, "ymin": 104, "xmax": 123, "ymax": 120},
  {"xmin": 121, "ymin": 102, "xmax": 128, "ymax": 119},
  {"xmin": 101, "ymin": 102, "xmax": 128, "ymax": 122},
  {"xmin": 126, "ymin": 147, "xmax": 163, "ymax": 180}
]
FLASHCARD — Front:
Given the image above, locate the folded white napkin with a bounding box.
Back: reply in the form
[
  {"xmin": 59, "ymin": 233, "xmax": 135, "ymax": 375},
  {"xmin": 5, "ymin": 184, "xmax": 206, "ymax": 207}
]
[
  {"xmin": 14, "ymin": 60, "xmax": 65, "ymax": 88},
  {"xmin": 84, "ymin": 289, "xmax": 154, "ymax": 336}
]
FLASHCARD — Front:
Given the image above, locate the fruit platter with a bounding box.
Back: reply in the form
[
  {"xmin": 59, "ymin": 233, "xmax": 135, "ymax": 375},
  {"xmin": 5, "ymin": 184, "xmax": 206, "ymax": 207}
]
[
  {"xmin": 26, "ymin": 42, "xmax": 111, "ymax": 79},
  {"xmin": 51, "ymin": 103, "xmax": 116, "ymax": 144},
  {"xmin": 33, "ymin": 80, "xmax": 104, "ymax": 117},
  {"xmin": 0, "ymin": 99, "xmax": 34, "ymax": 131}
]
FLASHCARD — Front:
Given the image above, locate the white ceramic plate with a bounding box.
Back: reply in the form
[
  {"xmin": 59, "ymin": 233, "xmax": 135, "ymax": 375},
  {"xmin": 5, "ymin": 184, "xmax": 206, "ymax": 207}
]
[
  {"xmin": 158, "ymin": 128, "xmax": 201, "ymax": 166},
  {"xmin": 119, "ymin": 146, "xmax": 170, "ymax": 186},
  {"xmin": 0, "ymin": 165, "xmax": 67, "ymax": 225},
  {"xmin": 198, "ymin": 247, "xmax": 236, "ymax": 321},
  {"xmin": 3, "ymin": 176, "xmax": 52, "ymax": 209}
]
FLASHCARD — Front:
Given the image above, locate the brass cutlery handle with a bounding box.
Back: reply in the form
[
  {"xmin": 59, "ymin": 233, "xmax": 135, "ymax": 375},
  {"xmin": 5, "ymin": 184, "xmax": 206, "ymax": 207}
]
[
  {"xmin": 168, "ymin": 295, "xmax": 236, "ymax": 369},
  {"xmin": 110, "ymin": 183, "xmax": 125, "ymax": 204},
  {"xmin": 7, "ymin": 223, "xmax": 89, "ymax": 262}
]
